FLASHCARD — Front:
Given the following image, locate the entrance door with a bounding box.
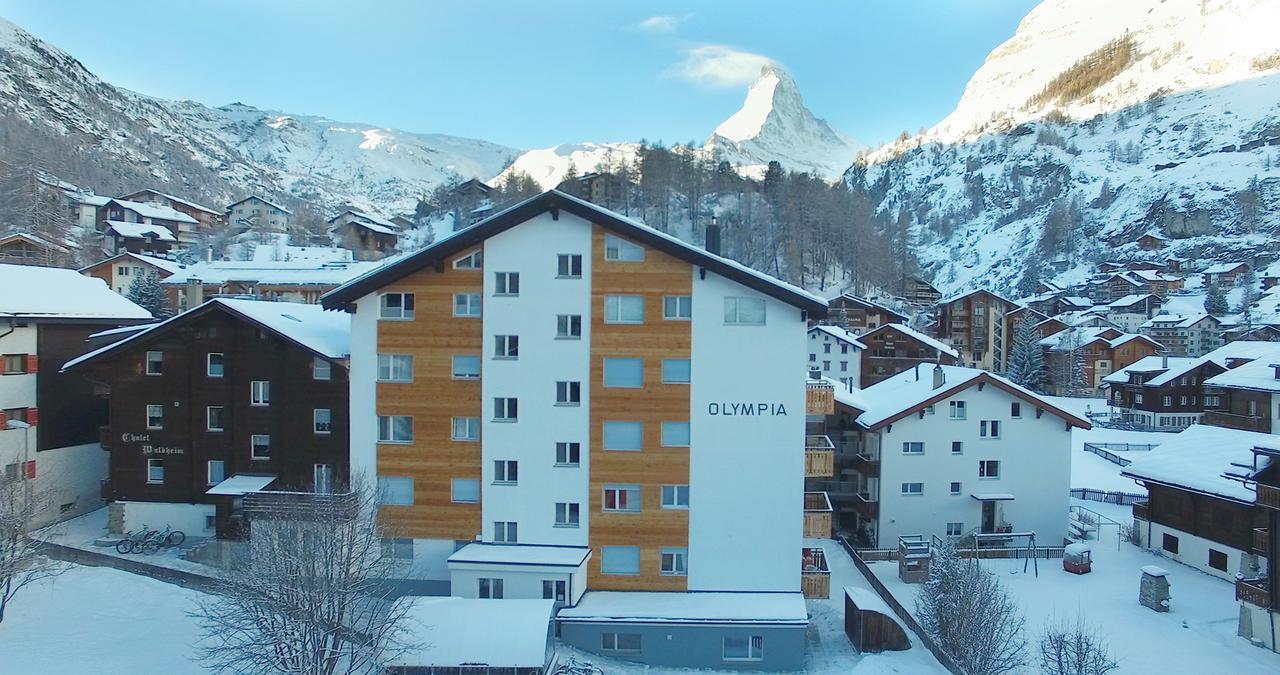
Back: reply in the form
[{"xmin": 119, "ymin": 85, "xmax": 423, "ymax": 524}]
[{"xmin": 981, "ymin": 501, "xmax": 996, "ymax": 533}]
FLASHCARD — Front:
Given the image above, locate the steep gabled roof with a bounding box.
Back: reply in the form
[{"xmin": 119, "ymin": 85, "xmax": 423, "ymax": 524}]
[
  {"xmin": 0, "ymin": 263, "xmax": 151, "ymax": 320},
  {"xmin": 121, "ymin": 189, "xmax": 219, "ymax": 215},
  {"xmin": 860, "ymin": 323, "xmax": 958, "ymax": 358},
  {"xmin": 321, "ymin": 190, "xmax": 827, "ymax": 315},
  {"xmin": 809, "ymin": 324, "xmax": 866, "ymax": 350},
  {"xmin": 226, "ymin": 195, "xmax": 293, "ymax": 215},
  {"xmin": 1122, "ymin": 425, "xmax": 1276, "ymax": 504},
  {"xmin": 937, "ymin": 288, "xmax": 1020, "ymax": 307},
  {"xmin": 105, "ymin": 221, "xmax": 176, "ymax": 242},
  {"xmin": 102, "ymin": 198, "xmax": 199, "ymax": 224},
  {"xmin": 829, "ymin": 294, "xmax": 907, "ymax": 321},
  {"xmin": 78, "ymin": 251, "xmax": 186, "ymax": 275}
]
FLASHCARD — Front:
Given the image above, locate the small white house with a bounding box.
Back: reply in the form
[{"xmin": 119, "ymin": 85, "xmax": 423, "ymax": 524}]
[{"xmin": 807, "ymin": 324, "xmax": 865, "ymax": 388}]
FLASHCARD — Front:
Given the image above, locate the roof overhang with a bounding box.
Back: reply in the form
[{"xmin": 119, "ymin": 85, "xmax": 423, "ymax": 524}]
[{"xmin": 206, "ymin": 474, "xmax": 277, "ymax": 496}]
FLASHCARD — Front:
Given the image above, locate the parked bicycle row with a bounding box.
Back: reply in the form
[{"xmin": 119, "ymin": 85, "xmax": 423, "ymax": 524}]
[{"xmin": 115, "ymin": 525, "xmax": 185, "ymax": 554}]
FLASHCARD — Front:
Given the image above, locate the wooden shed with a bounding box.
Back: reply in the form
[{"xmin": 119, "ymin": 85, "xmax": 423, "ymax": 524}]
[{"xmin": 843, "ymin": 587, "xmax": 910, "ymax": 653}]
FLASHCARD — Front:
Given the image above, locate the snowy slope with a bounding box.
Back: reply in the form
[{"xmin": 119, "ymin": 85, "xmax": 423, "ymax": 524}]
[
  {"xmin": 856, "ymin": 0, "xmax": 1280, "ymax": 295},
  {"xmin": 494, "ymin": 142, "xmax": 642, "ymax": 190}
]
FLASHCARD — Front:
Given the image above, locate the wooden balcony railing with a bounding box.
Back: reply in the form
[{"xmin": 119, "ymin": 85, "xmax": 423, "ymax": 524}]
[
  {"xmin": 1132, "ymin": 501, "xmax": 1149, "ymax": 521},
  {"xmin": 242, "ymin": 490, "xmax": 357, "ymax": 520},
  {"xmin": 1236, "ymin": 577, "xmax": 1272, "ymax": 609},
  {"xmin": 807, "ymin": 381, "xmax": 835, "ymax": 415},
  {"xmin": 806, "ymin": 435, "xmax": 835, "ymax": 478},
  {"xmin": 1258, "ymin": 483, "xmax": 1280, "ymax": 511},
  {"xmin": 803, "ymin": 492, "xmax": 833, "ymax": 538},
  {"xmin": 1253, "ymin": 528, "xmax": 1269, "ymax": 555},
  {"xmin": 801, "ymin": 546, "xmax": 830, "ymax": 599},
  {"xmin": 1202, "ymin": 411, "xmax": 1270, "ymax": 433}
]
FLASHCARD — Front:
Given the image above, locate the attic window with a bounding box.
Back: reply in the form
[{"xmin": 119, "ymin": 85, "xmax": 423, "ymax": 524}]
[{"xmin": 453, "ymin": 250, "xmax": 482, "ymax": 269}]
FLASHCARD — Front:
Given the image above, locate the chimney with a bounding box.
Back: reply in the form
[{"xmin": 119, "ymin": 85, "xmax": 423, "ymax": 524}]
[
  {"xmin": 186, "ymin": 278, "xmax": 204, "ymax": 308},
  {"xmin": 705, "ymin": 216, "xmax": 721, "ymax": 256},
  {"xmin": 1161, "ymin": 352, "xmax": 1168, "ymax": 369},
  {"xmin": 808, "ymin": 367, "xmax": 821, "ymax": 381},
  {"xmin": 914, "ymin": 363, "xmax": 920, "ymax": 381},
  {"xmin": 206, "ymin": 246, "xmax": 214, "ymax": 263},
  {"xmin": 932, "ymin": 364, "xmax": 945, "ymax": 390}
]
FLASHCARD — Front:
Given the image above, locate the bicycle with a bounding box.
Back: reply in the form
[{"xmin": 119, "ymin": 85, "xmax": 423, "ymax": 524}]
[
  {"xmin": 151, "ymin": 525, "xmax": 186, "ymax": 548},
  {"xmin": 115, "ymin": 526, "xmax": 160, "ymax": 554},
  {"xmin": 552, "ymin": 657, "xmax": 603, "ymax": 675}
]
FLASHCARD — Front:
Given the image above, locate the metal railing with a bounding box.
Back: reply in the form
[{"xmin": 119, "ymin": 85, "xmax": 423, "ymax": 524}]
[
  {"xmin": 1082, "ymin": 442, "xmax": 1157, "ymax": 467},
  {"xmin": 241, "ymin": 490, "xmax": 357, "ymax": 519},
  {"xmin": 1070, "ymin": 487, "xmax": 1147, "ymax": 505}
]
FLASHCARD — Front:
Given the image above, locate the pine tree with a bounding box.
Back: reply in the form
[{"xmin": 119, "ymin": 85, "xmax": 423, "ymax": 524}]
[
  {"xmin": 1007, "ymin": 316, "xmax": 1045, "ymax": 391},
  {"xmin": 1203, "ymin": 281, "xmax": 1229, "ymax": 316},
  {"xmin": 126, "ymin": 271, "xmax": 169, "ymax": 318},
  {"xmin": 1236, "ymin": 269, "xmax": 1261, "ymax": 327}
]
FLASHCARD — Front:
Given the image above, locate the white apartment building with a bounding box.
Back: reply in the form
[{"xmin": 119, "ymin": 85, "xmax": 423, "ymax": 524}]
[
  {"xmin": 807, "ymin": 324, "xmax": 864, "ymax": 388},
  {"xmin": 225, "ymin": 196, "xmax": 293, "ymax": 233}
]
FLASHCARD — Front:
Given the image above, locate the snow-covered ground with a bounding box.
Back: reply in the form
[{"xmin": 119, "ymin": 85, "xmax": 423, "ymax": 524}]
[
  {"xmin": 32, "ymin": 507, "xmax": 223, "ymax": 578},
  {"xmin": 1042, "ymin": 396, "xmax": 1172, "ymax": 493},
  {"xmin": 867, "ymin": 499, "xmax": 1280, "ymax": 674}
]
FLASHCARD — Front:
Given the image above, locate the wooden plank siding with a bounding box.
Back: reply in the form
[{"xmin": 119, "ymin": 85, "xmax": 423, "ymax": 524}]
[
  {"xmin": 588, "ymin": 225, "xmax": 691, "ymax": 591},
  {"xmin": 375, "ymin": 250, "xmax": 484, "ymax": 540}
]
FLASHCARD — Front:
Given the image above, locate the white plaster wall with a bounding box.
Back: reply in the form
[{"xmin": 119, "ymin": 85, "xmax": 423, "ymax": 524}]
[
  {"xmin": 688, "ymin": 271, "xmax": 805, "ymax": 592},
  {"xmin": 480, "ymin": 212, "xmax": 592, "ymax": 547},
  {"xmin": 450, "ymin": 562, "xmax": 580, "ymax": 601},
  {"xmin": 806, "ymin": 329, "xmax": 860, "ymax": 387},
  {"xmin": 876, "ymin": 382, "xmax": 1073, "ymax": 547},
  {"xmin": 393, "ymin": 538, "xmax": 455, "ymax": 582},
  {"xmin": 119, "ymin": 500, "xmax": 215, "ymax": 536},
  {"xmin": 348, "ymin": 296, "xmax": 378, "ymax": 481},
  {"xmin": 1139, "ymin": 520, "xmax": 1249, "ymax": 582},
  {"xmin": 0, "ymin": 325, "xmax": 37, "ymax": 415}
]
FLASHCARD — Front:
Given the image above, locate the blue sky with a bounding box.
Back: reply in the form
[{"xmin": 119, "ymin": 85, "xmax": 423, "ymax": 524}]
[{"xmin": 0, "ymin": 0, "xmax": 1039, "ymax": 150}]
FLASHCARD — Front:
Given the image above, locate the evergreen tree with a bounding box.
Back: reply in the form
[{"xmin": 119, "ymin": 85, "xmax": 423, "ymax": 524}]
[
  {"xmin": 1007, "ymin": 316, "xmax": 1045, "ymax": 391},
  {"xmin": 126, "ymin": 271, "xmax": 169, "ymax": 318},
  {"xmin": 1203, "ymin": 281, "xmax": 1229, "ymax": 316},
  {"xmin": 1236, "ymin": 269, "xmax": 1261, "ymax": 327}
]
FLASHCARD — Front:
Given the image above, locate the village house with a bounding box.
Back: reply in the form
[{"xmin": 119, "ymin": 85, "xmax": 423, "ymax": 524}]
[
  {"xmin": 1104, "ymin": 293, "xmax": 1162, "ymax": 332},
  {"xmin": 1140, "ymin": 313, "xmax": 1224, "ymax": 357},
  {"xmin": 859, "ymin": 323, "xmax": 959, "ymax": 388},
  {"xmin": 1203, "ymin": 261, "xmax": 1251, "ymax": 287},
  {"xmin": 1136, "ymin": 233, "xmax": 1170, "ymax": 250},
  {"xmin": 102, "ymin": 222, "xmax": 178, "ymax": 257},
  {"xmin": 62, "ymin": 299, "xmax": 351, "ymax": 539},
  {"xmin": 64, "ymin": 191, "xmax": 112, "ymax": 230},
  {"xmin": 118, "ymin": 189, "xmax": 222, "ymax": 246},
  {"xmin": 902, "ymin": 276, "xmax": 941, "ymax": 307},
  {"xmin": 808, "ymin": 324, "xmax": 865, "ymax": 388},
  {"xmin": 320, "ymin": 190, "xmax": 825, "ymax": 670},
  {"xmin": 0, "ymin": 232, "xmax": 76, "ymax": 267},
  {"xmin": 934, "ymin": 289, "xmax": 1020, "ymax": 372},
  {"xmin": 0, "ymin": 264, "xmax": 152, "ymax": 528},
  {"xmin": 1101, "ymin": 354, "xmax": 1225, "ymax": 430},
  {"xmin": 1039, "ymin": 326, "xmax": 1162, "ymax": 395},
  {"xmin": 329, "ymin": 209, "xmax": 402, "ymax": 261},
  {"xmin": 96, "ymin": 198, "xmax": 198, "ymax": 245},
  {"xmin": 825, "ymin": 294, "xmax": 908, "ymax": 335},
  {"xmin": 1201, "ymin": 350, "xmax": 1280, "ymax": 434},
  {"xmin": 161, "ymin": 258, "xmax": 381, "ymax": 312},
  {"xmin": 80, "ymin": 252, "xmax": 185, "ymax": 295},
  {"xmin": 1239, "ymin": 443, "xmax": 1280, "ymax": 652},
  {"xmin": 225, "ymin": 196, "xmax": 293, "ymax": 234}
]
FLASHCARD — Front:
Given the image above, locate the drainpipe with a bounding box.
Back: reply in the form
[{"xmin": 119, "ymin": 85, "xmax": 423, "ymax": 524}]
[{"xmin": 0, "ymin": 314, "xmax": 15, "ymax": 341}]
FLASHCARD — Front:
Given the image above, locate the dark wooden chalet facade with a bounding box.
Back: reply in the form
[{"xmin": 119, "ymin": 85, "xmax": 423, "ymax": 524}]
[
  {"xmin": 859, "ymin": 323, "xmax": 958, "ymax": 388},
  {"xmin": 826, "ymin": 294, "xmax": 908, "ymax": 335}
]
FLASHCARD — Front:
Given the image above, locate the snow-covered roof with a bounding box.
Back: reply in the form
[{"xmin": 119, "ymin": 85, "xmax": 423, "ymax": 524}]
[
  {"xmin": 80, "ymin": 252, "xmax": 186, "ymax": 275},
  {"xmin": 843, "ymin": 586, "xmax": 902, "ymax": 627},
  {"xmin": 205, "ymin": 474, "xmax": 277, "ymax": 496},
  {"xmin": 853, "ymin": 364, "xmax": 1090, "ymax": 430},
  {"xmin": 0, "ymin": 231, "xmax": 73, "ymax": 252},
  {"xmin": 1203, "ymin": 262, "xmax": 1248, "ymax": 275},
  {"xmin": 105, "ymin": 199, "xmax": 199, "ymax": 224},
  {"xmin": 557, "ymin": 591, "xmax": 808, "ymax": 625},
  {"xmin": 1204, "ymin": 357, "xmax": 1280, "ymax": 393},
  {"xmin": 388, "ymin": 597, "xmax": 554, "ymax": 668},
  {"xmin": 861, "ymin": 323, "xmax": 959, "ymax": 358},
  {"xmin": 0, "ymin": 264, "xmax": 151, "ymax": 320},
  {"xmin": 122, "ymin": 189, "xmax": 219, "ymax": 215},
  {"xmin": 62, "ymin": 298, "xmax": 349, "ymax": 371},
  {"xmin": 161, "ymin": 260, "xmax": 383, "ymax": 287},
  {"xmin": 818, "ymin": 375, "xmax": 870, "ymax": 412},
  {"xmin": 66, "ymin": 192, "xmax": 111, "ymax": 207},
  {"xmin": 226, "ymin": 195, "xmax": 293, "ymax": 214},
  {"xmin": 1141, "ymin": 313, "xmax": 1218, "ymax": 329},
  {"xmin": 938, "ymin": 287, "xmax": 1019, "ymax": 307},
  {"xmin": 330, "ymin": 209, "xmax": 399, "ymax": 231},
  {"xmin": 830, "ymin": 293, "xmax": 906, "ymax": 318},
  {"xmin": 1202, "ymin": 341, "xmax": 1280, "ymax": 365},
  {"xmin": 1108, "ymin": 293, "xmax": 1156, "ymax": 309},
  {"xmin": 1125, "ymin": 270, "xmax": 1181, "ymax": 282},
  {"xmin": 106, "ymin": 221, "xmax": 176, "ymax": 242},
  {"xmin": 447, "ymin": 543, "xmax": 589, "ymax": 567},
  {"xmin": 250, "ymin": 244, "xmax": 353, "ymax": 263},
  {"xmin": 1061, "ymin": 296, "xmax": 1093, "ymax": 307},
  {"xmin": 809, "ymin": 324, "xmax": 866, "ymax": 350},
  {"xmin": 1101, "ymin": 355, "xmax": 1205, "ymax": 386},
  {"xmin": 1121, "ymin": 425, "xmax": 1277, "ymax": 503}
]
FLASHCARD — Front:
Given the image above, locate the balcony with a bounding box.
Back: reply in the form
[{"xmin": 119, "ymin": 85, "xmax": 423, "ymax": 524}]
[
  {"xmin": 807, "ymin": 381, "xmax": 835, "ymax": 415},
  {"xmin": 241, "ymin": 490, "xmax": 357, "ymax": 520},
  {"xmin": 805, "ymin": 435, "xmax": 835, "ymax": 477},
  {"xmin": 1132, "ymin": 501, "xmax": 1149, "ymax": 521},
  {"xmin": 852, "ymin": 451, "xmax": 880, "ymax": 477},
  {"xmin": 1201, "ymin": 411, "xmax": 1270, "ymax": 433},
  {"xmin": 801, "ymin": 546, "xmax": 830, "ymax": 599},
  {"xmin": 854, "ymin": 491, "xmax": 880, "ymax": 518},
  {"xmin": 1258, "ymin": 484, "xmax": 1280, "ymax": 511},
  {"xmin": 1236, "ymin": 577, "xmax": 1272, "ymax": 609},
  {"xmin": 1253, "ymin": 528, "xmax": 1270, "ymax": 555},
  {"xmin": 803, "ymin": 492, "xmax": 833, "ymax": 538}
]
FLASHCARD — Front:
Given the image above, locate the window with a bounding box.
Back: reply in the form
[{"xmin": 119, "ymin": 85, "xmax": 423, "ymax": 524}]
[
  {"xmin": 951, "ymin": 441, "xmax": 963, "ymax": 454},
  {"xmin": 603, "ymin": 421, "xmax": 642, "ymax": 450},
  {"xmin": 1204, "ymin": 394, "xmax": 1220, "ymax": 407},
  {"xmin": 603, "ymin": 484, "xmax": 641, "ymax": 512},
  {"xmin": 949, "ymin": 400, "xmax": 966, "ymax": 419},
  {"xmin": 494, "ymin": 521, "xmax": 518, "ymax": 543},
  {"xmin": 603, "ymin": 358, "xmax": 643, "ymax": 388},
  {"xmin": 313, "ymin": 409, "xmax": 331, "ymax": 434},
  {"xmin": 557, "ymin": 254, "xmax": 582, "ymax": 278},
  {"xmin": 453, "ymin": 250, "xmax": 482, "ymax": 269},
  {"xmin": 381, "ymin": 538, "xmax": 414, "ymax": 560},
  {"xmin": 207, "ymin": 353, "xmax": 224, "ymax": 377},
  {"xmin": 724, "ymin": 296, "xmax": 766, "ymax": 325},
  {"xmin": 824, "ymin": 344, "xmax": 831, "ymax": 354},
  {"xmin": 118, "ymin": 266, "xmax": 130, "ymax": 276},
  {"xmin": 1162, "ymin": 395, "xmax": 1172, "ymax": 407},
  {"xmin": 604, "ymin": 295, "xmax": 644, "ymax": 323},
  {"xmin": 660, "ymin": 547, "xmax": 688, "ymax": 576},
  {"xmin": 604, "ymin": 234, "xmax": 644, "ymax": 261},
  {"xmin": 494, "ymin": 272, "xmax": 520, "ymax": 296},
  {"xmin": 723, "ymin": 636, "xmax": 764, "ymax": 661},
  {"xmin": 902, "ymin": 442, "xmax": 924, "ymax": 455},
  {"xmin": 555, "ymin": 441, "xmax": 581, "ymax": 466},
  {"xmin": 451, "ymin": 478, "xmax": 479, "ymax": 503},
  {"xmin": 1162, "ymin": 533, "xmax": 1179, "ymax": 554},
  {"xmin": 314, "ymin": 464, "xmax": 334, "ymax": 494},
  {"xmin": 147, "ymin": 459, "xmax": 164, "ymax": 484},
  {"xmin": 661, "ymin": 422, "xmax": 690, "ymax": 447},
  {"xmin": 452, "ymin": 416, "xmax": 480, "ymax": 441},
  {"xmin": 601, "ymin": 546, "xmax": 641, "ymax": 575},
  {"xmin": 822, "ymin": 361, "xmax": 830, "ymax": 371},
  {"xmin": 1, "ymin": 354, "xmax": 26, "ymax": 374},
  {"xmin": 662, "ymin": 359, "xmax": 691, "ymax": 384},
  {"xmin": 493, "ymin": 460, "xmax": 518, "ymax": 484},
  {"xmin": 555, "ymin": 502, "xmax": 580, "ymax": 527},
  {"xmin": 250, "ymin": 380, "xmax": 270, "ymax": 406},
  {"xmin": 452, "ymin": 355, "xmax": 481, "ymax": 379},
  {"xmin": 1208, "ymin": 548, "xmax": 1227, "ymax": 571},
  {"xmin": 377, "ymin": 415, "xmax": 413, "ymax": 443},
  {"xmin": 207, "ymin": 460, "xmax": 225, "ymax": 486},
  {"xmin": 313, "ymin": 357, "xmax": 331, "ymax": 380},
  {"xmin": 550, "ymin": 381, "xmax": 579, "ymax": 406},
  {"xmin": 663, "ymin": 295, "xmax": 692, "ymax": 320},
  {"xmin": 380, "ymin": 293, "xmax": 415, "ymax": 319},
  {"xmin": 146, "ymin": 404, "xmax": 164, "ymax": 430},
  {"xmin": 946, "ymin": 522, "xmax": 964, "ymax": 537},
  {"xmin": 145, "ymin": 351, "xmax": 163, "ymax": 375},
  {"xmin": 478, "ymin": 577, "xmax": 504, "ymax": 599},
  {"xmin": 662, "ymin": 484, "xmax": 690, "ymax": 509},
  {"xmin": 1135, "ymin": 393, "xmax": 1144, "ymax": 404},
  {"xmin": 493, "ymin": 335, "xmax": 519, "ymax": 359},
  {"xmin": 1010, "ymin": 402, "xmax": 1021, "ymax": 418},
  {"xmin": 556, "ymin": 314, "xmax": 582, "ymax": 339},
  {"xmin": 206, "ymin": 406, "xmax": 224, "ymax": 432},
  {"xmin": 251, "ymin": 435, "xmax": 271, "ymax": 460},
  {"xmin": 453, "ymin": 293, "xmax": 481, "ymax": 317},
  {"xmin": 493, "ymin": 397, "xmax": 518, "ymax": 421},
  {"xmin": 950, "ymin": 481, "xmax": 961, "ymax": 495},
  {"xmin": 978, "ymin": 460, "xmax": 1000, "ymax": 478},
  {"xmin": 980, "ymin": 420, "xmax": 1001, "ymax": 438},
  {"xmin": 602, "ymin": 632, "xmax": 642, "ymax": 652},
  {"xmin": 901, "ymin": 482, "xmax": 923, "ymax": 496},
  {"xmin": 543, "ymin": 579, "xmax": 567, "ymax": 603}
]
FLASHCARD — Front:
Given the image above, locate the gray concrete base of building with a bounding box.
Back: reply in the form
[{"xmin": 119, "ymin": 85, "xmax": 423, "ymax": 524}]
[{"xmin": 558, "ymin": 620, "xmax": 805, "ymax": 671}]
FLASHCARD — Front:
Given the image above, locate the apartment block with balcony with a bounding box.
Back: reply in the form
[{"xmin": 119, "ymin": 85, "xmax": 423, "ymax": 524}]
[
  {"xmin": 1202, "ymin": 355, "xmax": 1280, "ymax": 434},
  {"xmin": 934, "ymin": 289, "xmax": 1019, "ymax": 372},
  {"xmin": 322, "ymin": 190, "xmax": 825, "ymax": 671},
  {"xmin": 1101, "ymin": 355, "xmax": 1225, "ymax": 430},
  {"xmin": 807, "ymin": 325, "xmax": 865, "ymax": 389}
]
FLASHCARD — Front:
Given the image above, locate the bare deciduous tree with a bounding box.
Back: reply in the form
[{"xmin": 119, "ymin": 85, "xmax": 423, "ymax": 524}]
[
  {"xmin": 1038, "ymin": 614, "xmax": 1119, "ymax": 675},
  {"xmin": 191, "ymin": 479, "xmax": 413, "ymax": 675},
  {"xmin": 0, "ymin": 469, "xmax": 67, "ymax": 625},
  {"xmin": 917, "ymin": 543, "xmax": 1027, "ymax": 675}
]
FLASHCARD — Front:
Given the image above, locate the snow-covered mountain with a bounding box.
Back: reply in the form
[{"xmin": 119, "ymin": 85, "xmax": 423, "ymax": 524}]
[
  {"xmin": 495, "ymin": 142, "xmax": 642, "ymax": 190},
  {"xmin": 0, "ymin": 17, "xmax": 515, "ymax": 214},
  {"xmin": 705, "ymin": 66, "xmax": 862, "ymax": 179},
  {"xmin": 858, "ymin": 0, "xmax": 1280, "ymax": 295}
]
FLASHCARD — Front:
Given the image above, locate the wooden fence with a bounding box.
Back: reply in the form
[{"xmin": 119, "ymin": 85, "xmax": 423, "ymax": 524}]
[{"xmin": 1071, "ymin": 487, "xmax": 1146, "ymax": 505}]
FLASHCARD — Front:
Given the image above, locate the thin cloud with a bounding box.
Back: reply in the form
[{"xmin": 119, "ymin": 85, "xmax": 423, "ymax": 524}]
[
  {"xmin": 636, "ymin": 14, "xmax": 686, "ymax": 33},
  {"xmin": 665, "ymin": 44, "xmax": 777, "ymax": 88}
]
